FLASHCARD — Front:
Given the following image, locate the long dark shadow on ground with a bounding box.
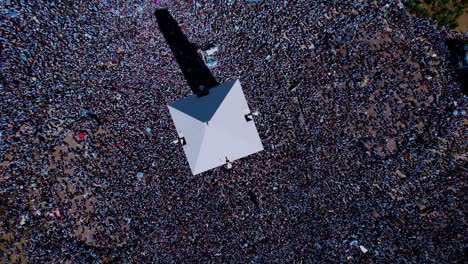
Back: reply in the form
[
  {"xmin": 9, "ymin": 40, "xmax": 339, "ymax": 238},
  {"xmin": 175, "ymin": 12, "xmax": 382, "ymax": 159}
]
[{"xmin": 155, "ymin": 9, "xmax": 219, "ymax": 95}]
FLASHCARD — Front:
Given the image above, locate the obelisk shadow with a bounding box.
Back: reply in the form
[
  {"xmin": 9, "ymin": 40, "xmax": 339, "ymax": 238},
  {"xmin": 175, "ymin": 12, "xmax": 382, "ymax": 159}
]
[{"xmin": 155, "ymin": 9, "xmax": 219, "ymax": 95}]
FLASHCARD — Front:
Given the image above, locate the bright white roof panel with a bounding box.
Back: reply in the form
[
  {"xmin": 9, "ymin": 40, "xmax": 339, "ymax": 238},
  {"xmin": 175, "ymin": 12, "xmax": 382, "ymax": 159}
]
[{"xmin": 168, "ymin": 79, "xmax": 263, "ymax": 175}]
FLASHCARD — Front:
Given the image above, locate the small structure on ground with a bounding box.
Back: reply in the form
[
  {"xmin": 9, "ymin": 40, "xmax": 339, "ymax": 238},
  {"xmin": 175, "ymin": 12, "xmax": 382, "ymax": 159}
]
[{"xmin": 168, "ymin": 79, "xmax": 263, "ymax": 175}]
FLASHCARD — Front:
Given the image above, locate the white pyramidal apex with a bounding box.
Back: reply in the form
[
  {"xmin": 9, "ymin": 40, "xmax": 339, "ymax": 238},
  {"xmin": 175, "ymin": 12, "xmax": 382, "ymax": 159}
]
[{"xmin": 168, "ymin": 79, "xmax": 264, "ymax": 175}]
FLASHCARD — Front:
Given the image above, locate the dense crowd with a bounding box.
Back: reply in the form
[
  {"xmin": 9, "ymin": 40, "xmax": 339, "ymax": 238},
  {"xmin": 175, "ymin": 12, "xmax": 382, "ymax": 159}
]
[{"xmin": 1, "ymin": 0, "xmax": 467, "ymax": 263}]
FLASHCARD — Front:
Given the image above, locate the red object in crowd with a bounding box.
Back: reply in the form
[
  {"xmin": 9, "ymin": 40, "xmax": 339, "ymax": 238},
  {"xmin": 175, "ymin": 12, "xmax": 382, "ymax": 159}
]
[
  {"xmin": 78, "ymin": 132, "xmax": 86, "ymax": 139},
  {"xmin": 53, "ymin": 209, "xmax": 61, "ymax": 217}
]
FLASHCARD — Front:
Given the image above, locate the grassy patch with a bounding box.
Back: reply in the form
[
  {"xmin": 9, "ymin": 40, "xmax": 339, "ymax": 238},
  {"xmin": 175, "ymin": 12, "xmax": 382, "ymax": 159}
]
[{"xmin": 404, "ymin": 0, "xmax": 468, "ymax": 28}]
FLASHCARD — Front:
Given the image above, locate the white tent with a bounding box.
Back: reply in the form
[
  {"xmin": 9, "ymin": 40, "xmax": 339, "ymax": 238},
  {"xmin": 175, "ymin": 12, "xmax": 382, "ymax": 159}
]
[{"xmin": 168, "ymin": 79, "xmax": 263, "ymax": 175}]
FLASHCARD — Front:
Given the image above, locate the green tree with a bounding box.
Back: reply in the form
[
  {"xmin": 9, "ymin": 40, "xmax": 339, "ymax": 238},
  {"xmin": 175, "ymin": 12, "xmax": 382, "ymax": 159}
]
[{"xmin": 405, "ymin": 0, "xmax": 467, "ymax": 28}]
